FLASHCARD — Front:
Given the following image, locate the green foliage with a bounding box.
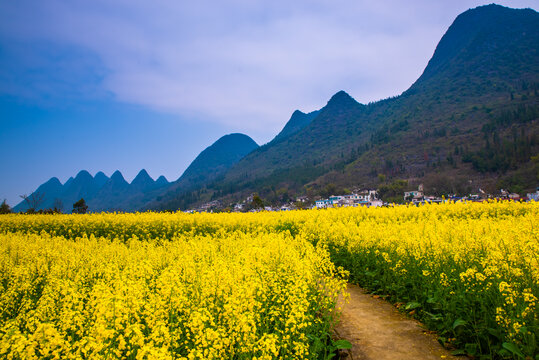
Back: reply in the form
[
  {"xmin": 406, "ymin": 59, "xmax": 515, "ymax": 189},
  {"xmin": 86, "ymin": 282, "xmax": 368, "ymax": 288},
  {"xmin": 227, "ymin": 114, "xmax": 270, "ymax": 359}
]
[
  {"xmin": 0, "ymin": 200, "xmax": 11, "ymax": 214},
  {"xmin": 496, "ymin": 158, "xmax": 539, "ymax": 194},
  {"xmin": 73, "ymin": 198, "xmax": 88, "ymax": 214},
  {"xmin": 250, "ymin": 194, "xmax": 264, "ymax": 210},
  {"xmin": 377, "ymin": 180, "xmax": 408, "ymax": 203},
  {"xmin": 320, "ymin": 184, "xmax": 337, "ymax": 198},
  {"xmin": 462, "ymin": 130, "xmax": 538, "ymax": 173},
  {"xmin": 323, "ymin": 203, "xmax": 539, "ymax": 359},
  {"xmin": 481, "ymin": 104, "xmax": 539, "ymax": 134},
  {"xmin": 423, "ymin": 174, "xmax": 472, "ymax": 197}
]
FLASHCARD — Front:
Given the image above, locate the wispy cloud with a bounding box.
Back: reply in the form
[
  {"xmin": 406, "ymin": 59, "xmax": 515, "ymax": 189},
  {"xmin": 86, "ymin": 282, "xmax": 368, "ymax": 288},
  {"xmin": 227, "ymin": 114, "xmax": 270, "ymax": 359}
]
[{"xmin": 1, "ymin": 0, "xmax": 537, "ymax": 133}]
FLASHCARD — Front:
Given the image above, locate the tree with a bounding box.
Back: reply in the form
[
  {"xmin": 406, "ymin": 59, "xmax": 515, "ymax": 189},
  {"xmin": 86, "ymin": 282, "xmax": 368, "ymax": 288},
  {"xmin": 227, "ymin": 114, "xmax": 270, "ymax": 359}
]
[
  {"xmin": 294, "ymin": 201, "xmax": 308, "ymax": 210},
  {"xmin": 378, "ymin": 179, "xmax": 408, "ymax": 203},
  {"xmin": 73, "ymin": 198, "xmax": 88, "ymax": 214},
  {"xmin": 53, "ymin": 198, "xmax": 64, "ymax": 213},
  {"xmin": 20, "ymin": 192, "xmax": 45, "ymax": 213},
  {"xmin": 320, "ymin": 183, "xmax": 337, "ymax": 198},
  {"xmin": 0, "ymin": 200, "xmax": 11, "ymax": 214},
  {"xmin": 251, "ymin": 194, "xmax": 264, "ymax": 210}
]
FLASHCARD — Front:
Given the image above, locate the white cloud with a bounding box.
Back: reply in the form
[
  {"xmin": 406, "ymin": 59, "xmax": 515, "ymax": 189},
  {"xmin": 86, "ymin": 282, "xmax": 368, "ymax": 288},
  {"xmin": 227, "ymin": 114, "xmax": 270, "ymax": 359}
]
[{"xmin": 1, "ymin": 0, "xmax": 537, "ymax": 135}]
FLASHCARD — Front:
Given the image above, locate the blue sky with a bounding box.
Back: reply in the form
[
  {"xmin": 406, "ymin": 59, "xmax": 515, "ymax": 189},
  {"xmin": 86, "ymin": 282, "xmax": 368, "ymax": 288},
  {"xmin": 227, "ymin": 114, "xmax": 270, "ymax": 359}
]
[{"xmin": 1, "ymin": 0, "xmax": 538, "ymax": 207}]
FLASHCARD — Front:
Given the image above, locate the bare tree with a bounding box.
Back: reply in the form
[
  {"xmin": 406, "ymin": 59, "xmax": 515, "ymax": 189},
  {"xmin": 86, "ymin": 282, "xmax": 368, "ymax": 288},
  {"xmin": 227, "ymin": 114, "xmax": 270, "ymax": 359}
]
[
  {"xmin": 53, "ymin": 198, "xmax": 64, "ymax": 213},
  {"xmin": 20, "ymin": 192, "xmax": 45, "ymax": 212}
]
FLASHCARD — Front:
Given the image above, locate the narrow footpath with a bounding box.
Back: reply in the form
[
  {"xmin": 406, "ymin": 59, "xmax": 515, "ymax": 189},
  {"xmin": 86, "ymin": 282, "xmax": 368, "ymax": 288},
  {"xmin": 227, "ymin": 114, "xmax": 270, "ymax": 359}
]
[{"xmin": 334, "ymin": 284, "xmax": 458, "ymax": 360}]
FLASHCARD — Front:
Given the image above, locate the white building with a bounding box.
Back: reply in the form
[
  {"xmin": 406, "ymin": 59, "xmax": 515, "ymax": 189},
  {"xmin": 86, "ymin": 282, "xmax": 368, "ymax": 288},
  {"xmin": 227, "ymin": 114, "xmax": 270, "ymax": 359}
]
[
  {"xmin": 404, "ymin": 190, "xmax": 424, "ymax": 202},
  {"xmin": 315, "ymin": 199, "xmax": 331, "ymax": 208},
  {"xmin": 316, "ymin": 190, "xmax": 379, "ymax": 208},
  {"xmin": 527, "ymin": 188, "xmax": 539, "ymax": 201}
]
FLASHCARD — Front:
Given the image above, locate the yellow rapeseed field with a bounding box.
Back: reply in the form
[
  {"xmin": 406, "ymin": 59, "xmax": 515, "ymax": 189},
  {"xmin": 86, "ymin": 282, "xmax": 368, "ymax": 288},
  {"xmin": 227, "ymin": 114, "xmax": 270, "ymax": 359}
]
[
  {"xmin": 0, "ymin": 200, "xmax": 537, "ymax": 359},
  {"xmin": 0, "ymin": 229, "xmax": 347, "ymax": 359}
]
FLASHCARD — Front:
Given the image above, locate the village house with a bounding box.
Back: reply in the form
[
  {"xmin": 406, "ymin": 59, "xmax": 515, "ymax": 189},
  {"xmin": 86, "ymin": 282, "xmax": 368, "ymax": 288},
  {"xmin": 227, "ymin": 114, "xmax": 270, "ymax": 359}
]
[
  {"xmin": 295, "ymin": 196, "xmax": 309, "ymax": 203},
  {"xmin": 316, "ymin": 190, "xmax": 380, "ymax": 208},
  {"xmin": 404, "ymin": 184, "xmax": 424, "ymax": 202},
  {"xmin": 233, "ymin": 203, "xmax": 244, "ymax": 212},
  {"xmin": 368, "ymin": 199, "xmax": 384, "ymax": 207},
  {"xmin": 315, "ymin": 199, "xmax": 332, "ymax": 208},
  {"xmin": 527, "ymin": 187, "xmax": 539, "ymax": 201}
]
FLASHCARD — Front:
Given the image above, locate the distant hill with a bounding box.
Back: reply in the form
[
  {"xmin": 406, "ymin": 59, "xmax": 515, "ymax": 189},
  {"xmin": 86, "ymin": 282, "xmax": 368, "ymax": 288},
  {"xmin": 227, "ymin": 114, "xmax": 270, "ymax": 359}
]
[
  {"xmin": 130, "ymin": 169, "xmax": 155, "ymax": 192},
  {"xmin": 94, "ymin": 171, "xmax": 109, "ymax": 188},
  {"xmin": 149, "ymin": 133, "xmax": 259, "ymax": 210},
  {"xmin": 101, "ymin": 170, "xmax": 168, "ymax": 212},
  {"xmin": 179, "ymin": 133, "xmax": 259, "ymax": 184},
  {"xmin": 15, "ymin": 170, "xmax": 102, "ymax": 213},
  {"xmin": 155, "ymin": 175, "xmax": 169, "ymax": 187},
  {"xmin": 15, "ymin": 133, "xmax": 258, "ymax": 212},
  {"xmin": 13, "ymin": 177, "xmax": 64, "ymax": 212},
  {"xmin": 162, "ymin": 4, "xmax": 539, "ymax": 208},
  {"xmin": 13, "ymin": 169, "xmax": 169, "ymax": 213},
  {"xmin": 272, "ymin": 110, "xmax": 319, "ymax": 143},
  {"xmin": 87, "ymin": 171, "xmax": 130, "ymax": 211}
]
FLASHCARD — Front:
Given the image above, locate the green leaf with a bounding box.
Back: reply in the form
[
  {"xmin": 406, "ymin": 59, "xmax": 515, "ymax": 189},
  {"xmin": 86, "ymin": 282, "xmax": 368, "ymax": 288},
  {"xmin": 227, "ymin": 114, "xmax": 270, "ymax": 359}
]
[
  {"xmin": 464, "ymin": 343, "xmax": 478, "ymax": 356},
  {"xmin": 487, "ymin": 327, "xmax": 502, "ymax": 339},
  {"xmin": 437, "ymin": 336, "xmax": 447, "ymax": 346},
  {"xmin": 405, "ymin": 301, "xmax": 421, "ymax": 310},
  {"xmin": 334, "ymin": 339, "xmax": 352, "ymax": 350},
  {"xmin": 423, "ymin": 311, "xmax": 442, "ymax": 321},
  {"xmin": 451, "ymin": 349, "xmax": 467, "ymax": 356},
  {"xmin": 502, "ymin": 342, "xmax": 524, "ymax": 358},
  {"xmin": 452, "ymin": 318, "xmax": 467, "ymax": 329}
]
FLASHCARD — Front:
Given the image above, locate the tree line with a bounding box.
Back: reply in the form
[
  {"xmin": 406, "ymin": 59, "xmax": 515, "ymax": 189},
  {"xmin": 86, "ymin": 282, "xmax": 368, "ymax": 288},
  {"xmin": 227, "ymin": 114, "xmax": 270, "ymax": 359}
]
[{"xmin": 0, "ymin": 195, "xmax": 89, "ymax": 214}]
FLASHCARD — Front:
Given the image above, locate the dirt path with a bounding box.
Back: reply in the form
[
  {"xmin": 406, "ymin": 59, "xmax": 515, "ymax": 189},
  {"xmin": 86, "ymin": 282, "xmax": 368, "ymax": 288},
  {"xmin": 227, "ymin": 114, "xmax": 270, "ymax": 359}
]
[{"xmin": 334, "ymin": 284, "xmax": 458, "ymax": 360}]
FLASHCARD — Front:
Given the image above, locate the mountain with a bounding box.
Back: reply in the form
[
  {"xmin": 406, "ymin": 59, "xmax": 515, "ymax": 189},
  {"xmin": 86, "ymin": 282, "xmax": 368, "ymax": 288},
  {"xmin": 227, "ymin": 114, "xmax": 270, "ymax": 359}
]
[
  {"xmin": 155, "ymin": 176, "xmax": 169, "ymax": 187},
  {"xmin": 94, "ymin": 171, "xmax": 109, "ymax": 188},
  {"xmin": 110, "ymin": 170, "xmax": 170, "ymax": 212},
  {"xmin": 14, "ymin": 170, "xmax": 104, "ymax": 212},
  {"xmin": 272, "ymin": 110, "xmax": 319, "ymax": 142},
  {"xmin": 159, "ymin": 4, "xmax": 539, "ymax": 208},
  {"xmin": 130, "ymin": 169, "xmax": 155, "ymax": 192},
  {"xmin": 88, "ymin": 171, "xmax": 130, "ymax": 211},
  {"xmin": 179, "ymin": 133, "xmax": 259, "ymax": 183},
  {"xmin": 413, "ymin": 5, "xmax": 538, "ymax": 89},
  {"xmin": 13, "ymin": 177, "xmax": 63, "ymax": 212},
  {"xmin": 61, "ymin": 170, "xmax": 104, "ymax": 209},
  {"xmin": 220, "ymin": 91, "xmax": 366, "ymax": 183},
  {"xmin": 14, "ymin": 169, "xmax": 170, "ymax": 213},
  {"xmin": 149, "ymin": 133, "xmax": 259, "ymax": 210},
  {"xmin": 64, "ymin": 176, "xmax": 74, "ymax": 188}
]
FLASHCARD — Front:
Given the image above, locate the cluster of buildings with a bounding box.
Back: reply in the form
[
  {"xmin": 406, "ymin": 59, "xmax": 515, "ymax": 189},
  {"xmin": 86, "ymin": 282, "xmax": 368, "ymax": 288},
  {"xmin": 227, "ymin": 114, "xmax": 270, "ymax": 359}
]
[
  {"xmin": 403, "ymin": 184, "xmax": 444, "ymax": 205},
  {"xmin": 527, "ymin": 188, "xmax": 539, "ymax": 201},
  {"xmin": 315, "ymin": 190, "xmax": 382, "ymax": 208},
  {"xmin": 403, "ymin": 185, "xmax": 539, "ymax": 205},
  {"xmin": 186, "ymin": 185, "xmax": 539, "ymax": 213}
]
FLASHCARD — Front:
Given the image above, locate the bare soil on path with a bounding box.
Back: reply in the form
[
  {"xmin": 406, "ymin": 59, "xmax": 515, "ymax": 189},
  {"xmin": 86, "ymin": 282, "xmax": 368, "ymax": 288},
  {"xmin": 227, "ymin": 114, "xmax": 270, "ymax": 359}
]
[{"xmin": 334, "ymin": 284, "xmax": 459, "ymax": 360}]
